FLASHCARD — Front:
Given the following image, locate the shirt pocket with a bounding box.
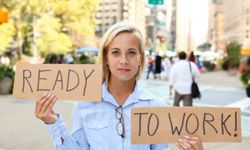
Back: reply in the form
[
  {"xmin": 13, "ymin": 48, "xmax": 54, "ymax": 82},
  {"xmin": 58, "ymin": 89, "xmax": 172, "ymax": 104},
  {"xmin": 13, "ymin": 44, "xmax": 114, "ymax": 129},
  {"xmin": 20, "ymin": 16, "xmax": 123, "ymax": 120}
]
[
  {"xmin": 83, "ymin": 112, "xmax": 110, "ymax": 145},
  {"xmin": 86, "ymin": 120, "xmax": 109, "ymax": 129}
]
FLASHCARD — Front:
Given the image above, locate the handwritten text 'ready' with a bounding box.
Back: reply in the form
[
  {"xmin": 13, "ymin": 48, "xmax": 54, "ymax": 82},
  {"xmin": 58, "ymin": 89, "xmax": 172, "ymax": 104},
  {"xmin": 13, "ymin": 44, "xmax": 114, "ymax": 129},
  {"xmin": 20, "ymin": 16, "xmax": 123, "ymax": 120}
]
[{"xmin": 22, "ymin": 68, "xmax": 94, "ymax": 96}]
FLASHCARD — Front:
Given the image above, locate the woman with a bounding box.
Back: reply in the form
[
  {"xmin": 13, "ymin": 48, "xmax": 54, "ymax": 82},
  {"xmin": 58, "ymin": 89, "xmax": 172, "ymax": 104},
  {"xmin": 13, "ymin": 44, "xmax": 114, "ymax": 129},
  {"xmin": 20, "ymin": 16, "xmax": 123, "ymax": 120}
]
[{"xmin": 35, "ymin": 22, "xmax": 203, "ymax": 150}]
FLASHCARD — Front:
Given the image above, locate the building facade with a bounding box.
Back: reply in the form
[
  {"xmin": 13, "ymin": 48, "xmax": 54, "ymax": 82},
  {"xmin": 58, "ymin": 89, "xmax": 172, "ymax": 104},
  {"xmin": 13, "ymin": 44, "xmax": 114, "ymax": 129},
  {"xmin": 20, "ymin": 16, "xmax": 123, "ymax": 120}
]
[
  {"xmin": 208, "ymin": 0, "xmax": 225, "ymax": 51},
  {"xmin": 224, "ymin": 0, "xmax": 250, "ymax": 49},
  {"xmin": 95, "ymin": 0, "xmax": 145, "ymax": 38}
]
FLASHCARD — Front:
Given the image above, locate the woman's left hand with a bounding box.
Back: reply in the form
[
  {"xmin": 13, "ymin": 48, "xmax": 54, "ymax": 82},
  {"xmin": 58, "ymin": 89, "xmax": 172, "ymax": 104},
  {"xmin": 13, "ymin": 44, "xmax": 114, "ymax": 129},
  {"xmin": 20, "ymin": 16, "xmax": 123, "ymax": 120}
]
[{"xmin": 176, "ymin": 135, "xmax": 203, "ymax": 150}]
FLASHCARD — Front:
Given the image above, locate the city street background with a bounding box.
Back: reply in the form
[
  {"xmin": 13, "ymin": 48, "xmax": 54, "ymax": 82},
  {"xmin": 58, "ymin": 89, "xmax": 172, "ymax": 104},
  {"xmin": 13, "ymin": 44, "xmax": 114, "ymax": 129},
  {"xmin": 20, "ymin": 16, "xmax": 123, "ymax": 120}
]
[
  {"xmin": 0, "ymin": 70, "xmax": 250, "ymax": 150},
  {"xmin": 1, "ymin": 0, "xmax": 250, "ymax": 149}
]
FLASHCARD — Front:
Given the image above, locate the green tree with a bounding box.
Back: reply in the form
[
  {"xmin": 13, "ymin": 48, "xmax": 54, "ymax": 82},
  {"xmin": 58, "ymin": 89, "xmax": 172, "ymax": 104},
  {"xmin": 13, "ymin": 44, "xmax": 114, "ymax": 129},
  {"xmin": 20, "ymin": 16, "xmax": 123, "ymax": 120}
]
[
  {"xmin": 226, "ymin": 41, "xmax": 241, "ymax": 68},
  {"xmin": 1, "ymin": 0, "xmax": 99, "ymax": 59},
  {"xmin": 197, "ymin": 42, "xmax": 211, "ymax": 51},
  {"xmin": 0, "ymin": 22, "xmax": 15, "ymax": 54}
]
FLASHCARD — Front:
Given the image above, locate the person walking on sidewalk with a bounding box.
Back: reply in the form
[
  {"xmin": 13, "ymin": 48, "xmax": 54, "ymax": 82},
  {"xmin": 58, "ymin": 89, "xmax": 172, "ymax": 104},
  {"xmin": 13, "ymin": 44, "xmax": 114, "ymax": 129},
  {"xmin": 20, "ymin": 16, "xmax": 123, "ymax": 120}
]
[
  {"xmin": 169, "ymin": 51, "xmax": 200, "ymax": 106},
  {"xmin": 154, "ymin": 52, "xmax": 162, "ymax": 80},
  {"xmin": 35, "ymin": 22, "xmax": 203, "ymax": 150},
  {"xmin": 146, "ymin": 53, "xmax": 154, "ymax": 79}
]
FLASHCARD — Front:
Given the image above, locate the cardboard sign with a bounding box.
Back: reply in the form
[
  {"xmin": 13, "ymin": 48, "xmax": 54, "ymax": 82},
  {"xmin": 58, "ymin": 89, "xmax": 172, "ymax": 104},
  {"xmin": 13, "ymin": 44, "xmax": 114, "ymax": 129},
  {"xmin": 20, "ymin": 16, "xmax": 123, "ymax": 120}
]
[
  {"xmin": 13, "ymin": 64, "xmax": 102, "ymax": 101},
  {"xmin": 131, "ymin": 107, "xmax": 241, "ymax": 143}
]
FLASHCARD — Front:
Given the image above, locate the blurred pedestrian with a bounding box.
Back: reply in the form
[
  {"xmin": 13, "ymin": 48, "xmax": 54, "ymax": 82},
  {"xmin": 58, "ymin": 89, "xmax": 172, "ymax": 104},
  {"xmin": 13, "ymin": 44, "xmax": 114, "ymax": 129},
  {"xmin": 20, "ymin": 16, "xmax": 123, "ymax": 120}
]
[
  {"xmin": 58, "ymin": 54, "xmax": 65, "ymax": 64},
  {"xmin": 146, "ymin": 53, "xmax": 154, "ymax": 79},
  {"xmin": 64, "ymin": 52, "xmax": 74, "ymax": 64},
  {"xmin": 188, "ymin": 51, "xmax": 195, "ymax": 63},
  {"xmin": 44, "ymin": 53, "xmax": 58, "ymax": 64},
  {"xmin": 154, "ymin": 52, "xmax": 162, "ymax": 79},
  {"xmin": 35, "ymin": 22, "xmax": 203, "ymax": 150},
  {"xmin": 169, "ymin": 51, "xmax": 200, "ymax": 106},
  {"xmin": 197, "ymin": 56, "xmax": 204, "ymax": 73},
  {"xmin": 162, "ymin": 57, "xmax": 173, "ymax": 80}
]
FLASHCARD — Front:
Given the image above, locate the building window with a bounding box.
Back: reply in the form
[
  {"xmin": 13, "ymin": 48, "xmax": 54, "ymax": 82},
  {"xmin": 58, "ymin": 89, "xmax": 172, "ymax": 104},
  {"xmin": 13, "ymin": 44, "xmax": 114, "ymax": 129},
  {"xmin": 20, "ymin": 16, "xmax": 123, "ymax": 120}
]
[{"xmin": 247, "ymin": 30, "xmax": 249, "ymax": 38}]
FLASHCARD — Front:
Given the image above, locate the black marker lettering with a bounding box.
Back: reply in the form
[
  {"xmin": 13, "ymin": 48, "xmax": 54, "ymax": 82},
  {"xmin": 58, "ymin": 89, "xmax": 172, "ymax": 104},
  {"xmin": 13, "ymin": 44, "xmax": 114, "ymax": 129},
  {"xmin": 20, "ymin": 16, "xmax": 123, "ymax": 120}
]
[
  {"xmin": 22, "ymin": 69, "xmax": 33, "ymax": 92},
  {"xmin": 186, "ymin": 113, "xmax": 199, "ymax": 134},
  {"xmin": 52, "ymin": 70, "xmax": 63, "ymax": 90},
  {"xmin": 221, "ymin": 113, "xmax": 231, "ymax": 136},
  {"xmin": 203, "ymin": 113, "xmax": 217, "ymax": 135},
  {"xmin": 83, "ymin": 69, "xmax": 94, "ymax": 96},
  {"xmin": 134, "ymin": 112, "xmax": 148, "ymax": 136},
  {"xmin": 147, "ymin": 113, "xmax": 159, "ymax": 136},
  {"xmin": 168, "ymin": 113, "xmax": 186, "ymax": 135},
  {"xmin": 37, "ymin": 69, "xmax": 50, "ymax": 91},
  {"xmin": 234, "ymin": 111, "xmax": 238, "ymax": 137},
  {"xmin": 66, "ymin": 69, "xmax": 79, "ymax": 92}
]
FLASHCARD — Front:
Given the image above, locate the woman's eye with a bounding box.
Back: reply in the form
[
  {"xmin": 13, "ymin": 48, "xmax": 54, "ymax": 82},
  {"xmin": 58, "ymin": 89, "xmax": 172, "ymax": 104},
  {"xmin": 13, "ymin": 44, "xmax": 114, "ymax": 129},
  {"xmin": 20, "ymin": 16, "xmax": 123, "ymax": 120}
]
[
  {"xmin": 111, "ymin": 51, "xmax": 120, "ymax": 56},
  {"xmin": 128, "ymin": 51, "xmax": 137, "ymax": 56}
]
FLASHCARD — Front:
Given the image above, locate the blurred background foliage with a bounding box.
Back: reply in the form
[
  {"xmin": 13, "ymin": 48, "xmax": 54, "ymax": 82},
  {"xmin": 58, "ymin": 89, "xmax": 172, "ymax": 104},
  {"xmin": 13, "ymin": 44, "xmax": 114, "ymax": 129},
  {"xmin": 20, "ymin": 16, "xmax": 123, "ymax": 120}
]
[
  {"xmin": 0, "ymin": 0, "xmax": 99, "ymax": 58},
  {"xmin": 0, "ymin": 21, "xmax": 16, "ymax": 54}
]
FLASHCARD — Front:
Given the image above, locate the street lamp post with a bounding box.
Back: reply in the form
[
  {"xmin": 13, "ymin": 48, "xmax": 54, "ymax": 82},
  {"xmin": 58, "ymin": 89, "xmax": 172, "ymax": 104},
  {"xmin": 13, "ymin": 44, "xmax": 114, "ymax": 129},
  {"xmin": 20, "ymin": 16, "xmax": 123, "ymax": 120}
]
[{"xmin": 148, "ymin": 0, "xmax": 164, "ymax": 52}]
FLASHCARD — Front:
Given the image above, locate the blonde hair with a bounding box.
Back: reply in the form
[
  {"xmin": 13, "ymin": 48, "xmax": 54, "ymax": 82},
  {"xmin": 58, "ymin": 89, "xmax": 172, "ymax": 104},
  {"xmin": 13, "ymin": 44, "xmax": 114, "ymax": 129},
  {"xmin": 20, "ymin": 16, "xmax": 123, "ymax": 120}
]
[{"xmin": 98, "ymin": 22, "xmax": 145, "ymax": 83}]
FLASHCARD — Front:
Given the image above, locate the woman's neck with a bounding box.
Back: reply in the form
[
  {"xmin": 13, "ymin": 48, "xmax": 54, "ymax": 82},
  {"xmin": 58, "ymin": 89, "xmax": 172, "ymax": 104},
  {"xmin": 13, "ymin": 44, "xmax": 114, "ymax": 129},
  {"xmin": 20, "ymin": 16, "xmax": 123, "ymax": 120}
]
[{"xmin": 108, "ymin": 77, "xmax": 136, "ymax": 106}]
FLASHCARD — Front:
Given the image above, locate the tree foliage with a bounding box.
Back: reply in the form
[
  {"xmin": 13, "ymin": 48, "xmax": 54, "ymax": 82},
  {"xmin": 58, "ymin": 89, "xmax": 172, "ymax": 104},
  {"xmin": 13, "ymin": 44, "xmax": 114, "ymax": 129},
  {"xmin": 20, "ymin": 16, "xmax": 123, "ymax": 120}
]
[
  {"xmin": 226, "ymin": 41, "xmax": 241, "ymax": 68},
  {"xmin": 0, "ymin": 22, "xmax": 15, "ymax": 54},
  {"xmin": 1, "ymin": 0, "xmax": 99, "ymax": 57},
  {"xmin": 197, "ymin": 42, "xmax": 211, "ymax": 51}
]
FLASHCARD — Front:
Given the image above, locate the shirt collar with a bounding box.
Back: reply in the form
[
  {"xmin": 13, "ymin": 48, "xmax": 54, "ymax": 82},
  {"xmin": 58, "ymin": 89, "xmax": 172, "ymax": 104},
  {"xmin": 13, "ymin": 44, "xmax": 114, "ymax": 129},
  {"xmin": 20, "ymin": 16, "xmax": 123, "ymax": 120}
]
[{"xmin": 102, "ymin": 81, "xmax": 154, "ymax": 107}]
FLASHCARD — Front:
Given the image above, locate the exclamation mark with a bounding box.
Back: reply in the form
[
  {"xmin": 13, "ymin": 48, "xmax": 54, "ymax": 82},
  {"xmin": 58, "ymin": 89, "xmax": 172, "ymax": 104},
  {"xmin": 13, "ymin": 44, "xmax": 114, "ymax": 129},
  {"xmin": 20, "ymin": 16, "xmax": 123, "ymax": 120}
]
[{"xmin": 234, "ymin": 111, "xmax": 238, "ymax": 137}]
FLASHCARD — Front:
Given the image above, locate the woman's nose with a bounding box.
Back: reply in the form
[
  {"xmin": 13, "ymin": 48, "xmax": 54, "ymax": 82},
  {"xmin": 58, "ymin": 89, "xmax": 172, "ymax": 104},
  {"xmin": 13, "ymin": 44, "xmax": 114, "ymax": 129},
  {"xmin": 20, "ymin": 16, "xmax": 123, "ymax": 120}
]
[{"xmin": 120, "ymin": 54, "xmax": 128, "ymax": 65}]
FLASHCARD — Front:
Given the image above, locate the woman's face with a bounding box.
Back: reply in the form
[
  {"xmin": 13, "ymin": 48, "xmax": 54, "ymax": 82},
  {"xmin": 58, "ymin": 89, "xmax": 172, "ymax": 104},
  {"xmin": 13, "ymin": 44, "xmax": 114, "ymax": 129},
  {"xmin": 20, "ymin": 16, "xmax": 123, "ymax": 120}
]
[{"xmin": 106, "ymin": 32, "xmax": 141, "ymax": 82}]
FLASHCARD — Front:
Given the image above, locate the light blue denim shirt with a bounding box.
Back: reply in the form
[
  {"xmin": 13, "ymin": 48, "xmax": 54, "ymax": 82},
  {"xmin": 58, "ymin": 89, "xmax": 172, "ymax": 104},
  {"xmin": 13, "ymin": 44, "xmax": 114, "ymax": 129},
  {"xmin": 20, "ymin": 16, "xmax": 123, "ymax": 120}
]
[{"xmin": 46, "ymin": 81, "xmax": 170, "ymax": 150}]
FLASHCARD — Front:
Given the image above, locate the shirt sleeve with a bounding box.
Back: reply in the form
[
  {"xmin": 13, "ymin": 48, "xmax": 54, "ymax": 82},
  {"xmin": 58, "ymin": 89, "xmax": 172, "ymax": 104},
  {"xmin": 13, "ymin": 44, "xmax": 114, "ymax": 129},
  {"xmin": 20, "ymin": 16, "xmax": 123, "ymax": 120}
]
[
  {"xmin": 46, "ymin": 102, "xmax": 89, "ymax": 150},
  {"xmin": 150, "ymin": 144, "xmax": 170, "ymax": 150}
]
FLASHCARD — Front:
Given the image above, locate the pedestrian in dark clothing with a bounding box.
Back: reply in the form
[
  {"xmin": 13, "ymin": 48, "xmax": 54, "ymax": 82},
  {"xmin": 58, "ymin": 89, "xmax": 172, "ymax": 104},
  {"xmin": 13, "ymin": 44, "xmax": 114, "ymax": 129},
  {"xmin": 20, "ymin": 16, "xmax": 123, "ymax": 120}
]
[
  {"xmin": 188, "ymin": 51, "xmax": 195, "ymax": 63},
  {"xmin": 154, "ymin": 53, "xmax": 162, "ymax": 79},
  {"xmin": 146, "ymin": 54, "xmax": 154, "ymax": 79}
]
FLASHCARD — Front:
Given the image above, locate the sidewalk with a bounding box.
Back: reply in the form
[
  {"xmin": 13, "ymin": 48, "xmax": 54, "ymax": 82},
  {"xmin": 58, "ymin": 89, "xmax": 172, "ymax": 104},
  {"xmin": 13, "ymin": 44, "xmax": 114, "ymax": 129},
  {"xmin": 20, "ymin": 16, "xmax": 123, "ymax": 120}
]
[
  {"xmin": 0, "ymin": 94, "xmax": 249, "ymax": 149},
  {"xmin": 143, "ymin": 70, "xmax": 250, "ymax": 149},
  {"xmin": 0, "ymin": 70, "xmax": 249, "ymax": 149}
]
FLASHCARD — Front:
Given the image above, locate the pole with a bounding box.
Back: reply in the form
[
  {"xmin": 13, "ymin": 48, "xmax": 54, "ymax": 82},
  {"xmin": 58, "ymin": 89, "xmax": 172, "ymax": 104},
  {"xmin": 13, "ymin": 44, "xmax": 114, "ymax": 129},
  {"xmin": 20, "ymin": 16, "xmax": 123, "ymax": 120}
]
[{"xmin": 152, "ymin": 5, "xmax": 157, "ymax": 52}]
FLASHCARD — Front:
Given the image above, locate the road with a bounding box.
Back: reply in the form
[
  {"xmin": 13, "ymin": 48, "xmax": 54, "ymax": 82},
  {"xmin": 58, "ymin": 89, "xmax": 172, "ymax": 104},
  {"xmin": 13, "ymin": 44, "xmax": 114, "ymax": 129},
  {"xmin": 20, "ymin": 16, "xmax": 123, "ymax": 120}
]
[{"xmin": 0, "ymin": 70, "xmax": 249, "ymax": 150}]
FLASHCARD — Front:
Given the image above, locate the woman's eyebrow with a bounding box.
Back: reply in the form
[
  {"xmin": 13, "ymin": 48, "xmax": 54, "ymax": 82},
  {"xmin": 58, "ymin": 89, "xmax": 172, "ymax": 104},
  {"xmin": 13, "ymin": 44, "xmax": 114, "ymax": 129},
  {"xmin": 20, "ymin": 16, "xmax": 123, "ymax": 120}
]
[
  {"xmin": 128, "ymin": 48, "xmax": 138, "ymax": 51},
  {"xmin": 110, "ymin": 48, "xmax": 120, "ymax": 51}
]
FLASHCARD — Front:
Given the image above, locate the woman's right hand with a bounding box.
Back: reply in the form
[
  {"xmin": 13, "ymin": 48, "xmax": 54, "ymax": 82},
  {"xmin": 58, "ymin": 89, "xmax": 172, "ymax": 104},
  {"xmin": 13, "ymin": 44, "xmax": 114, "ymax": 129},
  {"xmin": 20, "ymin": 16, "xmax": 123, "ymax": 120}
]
[{"xmin": 35, "ymin": 92, "xmax": 57, "ymax": 124}]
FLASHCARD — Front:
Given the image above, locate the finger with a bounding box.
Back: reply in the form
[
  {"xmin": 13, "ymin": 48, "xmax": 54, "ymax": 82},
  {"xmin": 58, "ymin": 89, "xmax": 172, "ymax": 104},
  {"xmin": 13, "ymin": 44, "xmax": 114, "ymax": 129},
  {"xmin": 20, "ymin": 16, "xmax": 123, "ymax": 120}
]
[
  {"xmin": 44, "ymin": 96, "xmax": 57, "ymax": 116},
  {"xmin": 35, "ymin": 92, "xmax": 50, "ymax": 115},
  {"xmin": 182, "ymin": 140, "xmax": 193, "ymax": 150},
  {"xmin": 176, "ymin": 142, "xmax": 186, "ymax": 150},
  {"xmin": 35, "ymin": 92, "xmax": 48, "ymax": 108},
  {"xmin": 178, "ymin": 138, "xmax": 190, "ymax": 150},
  {"xmin": 184, "ymin": 136, "xmax": 203, "ymax": 150},
  {"xmin": 40, "ymin": 93, "xmax": 55, "ymax": 113},
  {"xmin": 36, "ymin": 92, "xmax": 52, "ymax": 115},
  {"xmin": 184, "ymin": 135, "xmax": 199, "ymax": 141}
]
